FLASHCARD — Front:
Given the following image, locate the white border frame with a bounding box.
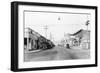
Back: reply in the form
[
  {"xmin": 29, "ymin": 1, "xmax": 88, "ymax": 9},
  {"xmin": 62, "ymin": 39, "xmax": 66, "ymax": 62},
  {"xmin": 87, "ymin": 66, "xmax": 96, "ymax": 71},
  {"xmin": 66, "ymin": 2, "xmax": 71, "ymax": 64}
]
[{"xmin": 18, "ymin": 4, "xmax": 96, "ymax": 69}]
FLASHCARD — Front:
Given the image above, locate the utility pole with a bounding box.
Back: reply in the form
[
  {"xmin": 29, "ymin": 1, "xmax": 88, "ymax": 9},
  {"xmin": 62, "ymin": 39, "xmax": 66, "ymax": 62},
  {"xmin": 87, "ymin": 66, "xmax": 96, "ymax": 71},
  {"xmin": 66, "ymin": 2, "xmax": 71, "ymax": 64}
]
[
  {"xmin": 86, "ymin": 15, "xmax": 90, "ymax": 31},
  {"xmin": 44, "ymin": 25, "xmax": 48, "ymax": 38}
]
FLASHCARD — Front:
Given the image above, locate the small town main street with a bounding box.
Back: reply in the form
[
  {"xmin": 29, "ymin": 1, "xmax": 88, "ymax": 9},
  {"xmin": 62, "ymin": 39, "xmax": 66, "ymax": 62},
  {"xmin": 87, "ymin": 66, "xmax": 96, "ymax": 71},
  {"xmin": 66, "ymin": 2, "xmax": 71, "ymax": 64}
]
[{"xmin": 24, "ymin": 46, "xmax": 90, "ymax": 62}]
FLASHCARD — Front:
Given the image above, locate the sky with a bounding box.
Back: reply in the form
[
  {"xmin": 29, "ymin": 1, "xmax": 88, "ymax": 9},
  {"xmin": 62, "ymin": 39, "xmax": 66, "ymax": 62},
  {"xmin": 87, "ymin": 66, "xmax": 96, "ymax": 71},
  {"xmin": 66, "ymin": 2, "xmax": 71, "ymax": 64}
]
[{"xmin": 25, "ymin": 11, "xmax": 91, "ymax": 42}]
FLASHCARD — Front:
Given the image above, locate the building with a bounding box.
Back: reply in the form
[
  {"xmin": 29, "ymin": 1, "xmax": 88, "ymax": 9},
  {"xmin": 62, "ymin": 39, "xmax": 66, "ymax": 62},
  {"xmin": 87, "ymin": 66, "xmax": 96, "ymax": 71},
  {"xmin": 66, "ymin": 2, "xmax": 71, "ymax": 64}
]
[
  {"xmin": 24, "ymin": 28, "xmax": 40, "ymax": 51},
  {"xmin": 64, "ymin": 29, "xmax": 90, "ymax": 49},
  {"xmin": 24, "ymin": 28, "xmax": 55, "ymax": 52}
]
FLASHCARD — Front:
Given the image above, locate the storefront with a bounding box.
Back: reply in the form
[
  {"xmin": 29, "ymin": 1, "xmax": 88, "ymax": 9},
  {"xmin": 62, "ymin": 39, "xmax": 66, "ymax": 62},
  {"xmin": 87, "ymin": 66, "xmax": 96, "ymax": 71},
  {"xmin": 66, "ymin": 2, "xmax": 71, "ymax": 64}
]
[{"xmin": 24, "ymin": 28, "xmax": 55, "ymax": 52}]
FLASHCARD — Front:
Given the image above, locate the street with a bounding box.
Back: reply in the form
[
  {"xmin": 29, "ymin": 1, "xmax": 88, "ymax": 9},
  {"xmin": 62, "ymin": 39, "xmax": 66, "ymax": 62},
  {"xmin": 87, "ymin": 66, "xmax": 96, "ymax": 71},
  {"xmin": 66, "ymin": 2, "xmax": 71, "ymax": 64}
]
[{"xmin": 24, "ymin": 46, "xmax": 90, "ymax": 62}]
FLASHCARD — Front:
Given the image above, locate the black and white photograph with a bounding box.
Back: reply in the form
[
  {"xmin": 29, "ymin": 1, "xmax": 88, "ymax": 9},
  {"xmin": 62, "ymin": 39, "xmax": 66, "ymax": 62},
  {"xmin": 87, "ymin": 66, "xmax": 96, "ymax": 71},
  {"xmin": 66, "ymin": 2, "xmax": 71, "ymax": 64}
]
[
  {"xmin": 24, "ymin": 11, "xmax": 91, "ymax": 62},
  {"xmin": 11, "ymin": 1, "xmax": 97, "ymax": 71}
]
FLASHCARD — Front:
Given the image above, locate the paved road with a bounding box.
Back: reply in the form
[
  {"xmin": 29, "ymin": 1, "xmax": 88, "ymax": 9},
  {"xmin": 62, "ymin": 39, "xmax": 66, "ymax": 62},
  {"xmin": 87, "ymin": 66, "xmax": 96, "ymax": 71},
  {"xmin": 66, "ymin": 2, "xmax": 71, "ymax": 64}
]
[{"xmin": 24, "ymin": 46, "xmax": 90, "ymax": 62}]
